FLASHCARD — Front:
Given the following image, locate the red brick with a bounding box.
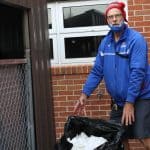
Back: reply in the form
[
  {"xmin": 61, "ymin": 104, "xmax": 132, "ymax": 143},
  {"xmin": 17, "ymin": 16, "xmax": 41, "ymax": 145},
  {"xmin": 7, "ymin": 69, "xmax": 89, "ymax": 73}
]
[
  {"xmin": 135, "ymin": 10, "xmax": 150, "ymax": 16},
  {"xmin": 55, "ymin": 106, "xmax": 67, "ymax": 112},
  {"xmin": 135, "ymin": 21, "xmax": 150, "ymax": 26},
  {"xmin": 57, "ymin": 79, "xmax": 74, "ymax": 85},
  {"xmin": 143, "ymin": 4, "xmax": 150, "ymax": 9},
  {"xmin": 128, "ymin": 5, "xmax": 142, "ymax": 10},
  {"xmin": 53, "ymin": 85, "xmax": 67, "ymax": 91},
  {"xmin": 128, "ymin": 0, "xmax": 134, "ymax": 5},
  {"xmin": 134, "ymin": 0, "xmax": 150, "ymax": 4},
  {"xmin": 128, "ymin": 16, "xmax": 143, "ymax": 22},
  {"xmin": 144, "ymin": 16, "xmax": 150, "ymax": 20},
  {"xmin": 59, "ymin": 91, "xmax": 73, "ymax": 96},
  {"xmin": 54, "ymin": 96, "xmax": 66, "ymax": 101}
]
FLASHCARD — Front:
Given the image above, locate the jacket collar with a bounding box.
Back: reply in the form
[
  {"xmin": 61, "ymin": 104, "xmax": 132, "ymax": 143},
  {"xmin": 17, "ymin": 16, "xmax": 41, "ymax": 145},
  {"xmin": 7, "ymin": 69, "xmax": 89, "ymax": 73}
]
[{"xmin": 107, "ymin": 24, "xmax": 129, "ymax": 42}]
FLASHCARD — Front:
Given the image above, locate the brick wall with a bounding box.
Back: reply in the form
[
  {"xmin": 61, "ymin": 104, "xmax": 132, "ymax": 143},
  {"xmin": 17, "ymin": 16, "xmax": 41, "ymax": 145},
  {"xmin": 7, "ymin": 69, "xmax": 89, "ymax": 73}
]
[
  {"xmin": 51, "ymin": 65, "xmax": 111, "ymax": 137},
  {"xmin": 50, "ymin": 0, "xmax": 150, "ymax": 149}
]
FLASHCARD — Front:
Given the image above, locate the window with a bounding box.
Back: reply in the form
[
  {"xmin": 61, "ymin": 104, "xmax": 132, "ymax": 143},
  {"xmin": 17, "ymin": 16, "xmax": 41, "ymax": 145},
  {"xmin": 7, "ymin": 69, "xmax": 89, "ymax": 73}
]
[
  {"xmin": 47, "ymin": 0, "xmax": 127, "ymax": 65},
  {"xmin": 0, "ymin": 4, "xmax": 24, "ymax": 59}
]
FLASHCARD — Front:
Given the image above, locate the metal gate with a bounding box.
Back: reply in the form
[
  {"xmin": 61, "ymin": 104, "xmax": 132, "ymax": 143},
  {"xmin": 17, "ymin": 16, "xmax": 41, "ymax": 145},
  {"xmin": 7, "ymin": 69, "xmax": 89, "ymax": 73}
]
[{"xmin": 0, "ymin": 51, "xmax": 35, "ymax": 150}]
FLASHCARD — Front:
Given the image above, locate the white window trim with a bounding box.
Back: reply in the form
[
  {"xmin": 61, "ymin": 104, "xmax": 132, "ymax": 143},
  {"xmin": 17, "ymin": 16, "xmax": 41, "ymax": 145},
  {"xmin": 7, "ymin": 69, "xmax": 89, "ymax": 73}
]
[
  {"xmin": 49, "ymin": 35, "xmax": 59, "ymax": 64},
  {"xmin": 47, "ymin": 0, "xmax": 128, "ymax": 65},
  {"xmin": 59, "ymin": 31, "xmax": 109, "ymax": 64}
]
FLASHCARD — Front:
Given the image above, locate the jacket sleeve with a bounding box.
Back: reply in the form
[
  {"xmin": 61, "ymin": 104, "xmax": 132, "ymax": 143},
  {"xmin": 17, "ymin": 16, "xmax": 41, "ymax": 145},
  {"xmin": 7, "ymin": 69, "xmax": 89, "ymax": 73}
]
[
  {"xmin": 126, "ymin": 34, "xmax": 148, "ymax": 103},
  {"xmin": 82, "ymin": 44, "xmax": 104, "ymax": 97}
]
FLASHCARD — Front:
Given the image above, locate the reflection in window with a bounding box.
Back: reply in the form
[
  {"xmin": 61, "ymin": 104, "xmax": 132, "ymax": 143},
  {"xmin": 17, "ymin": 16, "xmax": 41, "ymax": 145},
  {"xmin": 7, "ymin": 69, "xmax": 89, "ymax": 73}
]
[
  {"xmin": 49, "ymin": 39, "xmax": 53, "ymax": 59},
  {"xmin": 65, "ymin": 36, "xmax": 105, "ymax": 58},
  {"xmin": 48, "ymin": 8, "xmax": 52, "ymax": 29},
  {"xmin": 63, "ymin": 4, "xmax": 107, "ymax": 28}
]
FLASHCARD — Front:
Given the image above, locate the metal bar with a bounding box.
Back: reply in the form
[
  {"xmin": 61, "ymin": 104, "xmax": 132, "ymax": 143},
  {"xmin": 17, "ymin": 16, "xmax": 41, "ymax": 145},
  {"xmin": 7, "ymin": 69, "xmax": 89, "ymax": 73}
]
[{"xmin": 0, "ymin": 59, "xmax": 27, "ymax": 65}]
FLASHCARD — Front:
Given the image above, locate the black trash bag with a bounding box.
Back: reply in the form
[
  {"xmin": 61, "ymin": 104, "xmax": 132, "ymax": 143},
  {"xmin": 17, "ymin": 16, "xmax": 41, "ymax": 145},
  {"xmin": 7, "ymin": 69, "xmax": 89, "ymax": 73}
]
[{"xmin": 55, "ymin": 116, "xmax": 125, "ymax": 150}]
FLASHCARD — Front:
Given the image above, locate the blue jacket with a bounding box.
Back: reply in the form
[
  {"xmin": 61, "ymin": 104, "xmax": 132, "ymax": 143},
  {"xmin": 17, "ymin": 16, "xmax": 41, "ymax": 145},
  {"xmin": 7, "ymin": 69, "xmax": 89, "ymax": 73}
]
[{"xmin": 83, "ymin": 25, "xmax": 150, "ymax": 106}]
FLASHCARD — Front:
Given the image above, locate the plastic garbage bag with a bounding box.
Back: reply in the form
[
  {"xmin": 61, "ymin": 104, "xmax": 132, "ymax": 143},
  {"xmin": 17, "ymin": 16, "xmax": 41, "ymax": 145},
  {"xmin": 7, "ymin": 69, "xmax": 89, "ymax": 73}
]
[
  {"xmin": 67, "ymin": 132, "xmax": 107, "ymax": 150},
  {"xmin": 55, "ymin": 116, "xmax": 124, "ymax": 150}
]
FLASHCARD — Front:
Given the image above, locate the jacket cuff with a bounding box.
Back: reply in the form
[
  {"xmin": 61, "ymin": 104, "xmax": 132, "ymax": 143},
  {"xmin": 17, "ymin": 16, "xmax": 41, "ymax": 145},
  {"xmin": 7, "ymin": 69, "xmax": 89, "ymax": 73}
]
[
  {"xmin": 82, "ymin": 90, "xmax": 90, "ymax": 97},
  {"xmin": 126, "ymin": 95, "xmax": 136, "ymax": 103}
]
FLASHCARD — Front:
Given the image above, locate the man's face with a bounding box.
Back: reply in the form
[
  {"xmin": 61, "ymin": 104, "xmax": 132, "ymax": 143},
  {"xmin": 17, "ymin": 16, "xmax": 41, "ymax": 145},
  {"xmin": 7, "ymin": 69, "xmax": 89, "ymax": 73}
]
[{"xmin": 107, "ymin": 8, "xmax": 124, "ymax": 25}]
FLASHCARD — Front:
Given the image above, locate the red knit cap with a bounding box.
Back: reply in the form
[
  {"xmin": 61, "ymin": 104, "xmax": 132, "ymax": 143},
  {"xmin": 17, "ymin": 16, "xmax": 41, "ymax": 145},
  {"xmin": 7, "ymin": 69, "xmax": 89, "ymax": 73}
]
[{"xmin": 105, "ymin": 1, "xmax": 127, "ymax": 22}]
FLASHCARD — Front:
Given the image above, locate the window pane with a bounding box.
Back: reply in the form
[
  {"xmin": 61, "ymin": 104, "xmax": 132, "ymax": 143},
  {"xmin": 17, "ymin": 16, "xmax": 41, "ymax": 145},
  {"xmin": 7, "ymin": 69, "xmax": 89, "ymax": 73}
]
[
  {"xmin": 49, "ymin": 39, "xmax": 53, "ymax": 59},
  {"xmin": 65, "ymin": 36, "xmax": 104, "ymax": 58},
  {"xmin": 48, "ymin": 8, "xmax": 52, "ymax": 29},
  {"xmin": 63, "ymin": 4, "xmax": 107, "ymax": 28}
]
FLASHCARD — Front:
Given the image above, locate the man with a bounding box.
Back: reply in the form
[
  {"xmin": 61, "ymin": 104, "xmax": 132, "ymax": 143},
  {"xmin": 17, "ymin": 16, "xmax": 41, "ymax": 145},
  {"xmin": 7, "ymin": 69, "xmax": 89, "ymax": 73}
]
[{"xmin": 73, "ymin": 1, "xmax": 150, "ymax": 150}]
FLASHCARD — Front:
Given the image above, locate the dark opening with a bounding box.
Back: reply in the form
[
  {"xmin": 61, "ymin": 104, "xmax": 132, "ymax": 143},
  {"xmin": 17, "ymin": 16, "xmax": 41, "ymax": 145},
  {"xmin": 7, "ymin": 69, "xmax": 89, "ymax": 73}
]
[
  {"xmin": 0, "ymin": 4, "xmax": 24, "ymax": 59},
  {"xmin": 65, "ymin": 36, "xmax": 105, "ymax": 58}
]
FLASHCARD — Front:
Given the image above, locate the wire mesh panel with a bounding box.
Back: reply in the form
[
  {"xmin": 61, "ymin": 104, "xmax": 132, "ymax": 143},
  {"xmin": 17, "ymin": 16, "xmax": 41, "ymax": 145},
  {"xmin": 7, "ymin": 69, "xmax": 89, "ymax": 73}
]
[{"xmin": 0, "ymin": 62, "xmax": 34, "ymax": 150}]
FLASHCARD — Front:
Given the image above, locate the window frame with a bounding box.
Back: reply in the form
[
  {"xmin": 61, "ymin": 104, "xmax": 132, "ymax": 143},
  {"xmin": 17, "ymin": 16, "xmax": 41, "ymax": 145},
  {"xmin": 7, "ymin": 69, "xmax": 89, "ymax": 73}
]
[{"xmin": 47, "ymin": 0, "xmax": 127, "ymax": 65}]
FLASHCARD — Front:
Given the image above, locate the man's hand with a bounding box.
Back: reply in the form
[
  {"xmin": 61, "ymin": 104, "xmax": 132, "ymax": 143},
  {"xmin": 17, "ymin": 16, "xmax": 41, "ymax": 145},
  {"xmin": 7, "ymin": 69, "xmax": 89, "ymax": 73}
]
[
  {"xmin": 121, "ymin": 102, "xmax": 135, "ymax": 126},
  {"xmin": 73, "ymin": 93, "xmax": 87, "ymax": 116}
]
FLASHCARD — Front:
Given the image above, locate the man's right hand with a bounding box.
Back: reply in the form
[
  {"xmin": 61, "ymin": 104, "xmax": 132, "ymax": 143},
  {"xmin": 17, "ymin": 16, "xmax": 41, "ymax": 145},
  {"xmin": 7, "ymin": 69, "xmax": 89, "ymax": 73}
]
[{"xmin": 73, "ymin": 93, "xmax": 88, "ymax": 115}]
